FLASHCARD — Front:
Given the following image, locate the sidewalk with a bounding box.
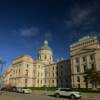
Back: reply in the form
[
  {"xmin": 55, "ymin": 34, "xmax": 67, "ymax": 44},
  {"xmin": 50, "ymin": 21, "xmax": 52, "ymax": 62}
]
[
  {"xmin": 0, "ymin": 95, "xmax": 15, "ymax": 100},
  {"xmin": 0, "ymin": 91, "xmax": 19, "ymax": 100},
  {"xmin": 32, "ymin": 90, "xmax": 53, "ymax": 95}
]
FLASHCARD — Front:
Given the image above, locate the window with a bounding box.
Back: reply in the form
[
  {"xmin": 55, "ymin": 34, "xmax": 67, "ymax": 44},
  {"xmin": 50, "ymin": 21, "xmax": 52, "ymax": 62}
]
[
  {"xmin": 50, "ymin": 56, "xmax": 51, "ymax": 60},
  {"xmin": 52, "ymin": 80, "xmax": 54, "ymax": 83},
  {"xmin": 90, "ymin": 54, "xmax": 94, "ymax": 60},
  {"xmin": 76, "ymin": 58, "xmax": 79, "ymax": 63},
  {"xmin": 91, "ymin": 63, "xmax": 95, "ymax": 70},
  {"xmin": 60, "ymin": 89, "xmax": 72, "ymax": 91},
  {"xmin": 41, "ymin": 72, "xmax": 42, "ymax": 76},
  {"xmin": 41, "ymin": 80, "xmax": 42, "ymax": 84},
  {"xmin": 44, "ymin": 55, "xmax": 47, "ymax": 59},
  {"xmin": 76, "ymin": 65, "xmax": 80, "ymax": 73},
  {"xmin": 53, "ymin": 73, "xmax": 54, "ymax": 77},
  {"xmin": 83, "ymin": 65, "xmax": 87, "ymax": 72},
  {"xmin": 26, "ymin": 69, "xmax": 28, "ymax": 71},
  {"xmin": 77, "ymin": 76, "xmax": 80, "ymax": 82},
  {"xmin": 27, "ymin": 64, "xmax": 29, "ymax": 68},
  {"xmin": 25, "ymin": 69, "xmax": 28, "ymax": 76},
  {"xmin": 82, "ymin": 56, "xmax": 86, "ymax": 62},
  {"xmin": 61, "ymin": 71, "xmax": 63, "ymax": 76},
  {"xmin": 38, "ymin": 65, "xmax": 40, "ymax": 68},
  {"xmin": 60, "ymin": 65, "xmax": 63, "ymax": 68},
  {"xmin": 53, "ymin": 66, "xmax": 54, "ymax": 70},
  {"xmin": 39, "ymin": 55, "xmax": 41, "ymax": 60},
  {"xmin": 38, "ymin": 72, "xmax": 40, "ymax": 77},
  {"xmin": 19, "ymin": 69, "xmax": 20, "ymax": 74},
  {"xmin": 37, "ymin": 80, "xmax": 39, "ymax": 83}
]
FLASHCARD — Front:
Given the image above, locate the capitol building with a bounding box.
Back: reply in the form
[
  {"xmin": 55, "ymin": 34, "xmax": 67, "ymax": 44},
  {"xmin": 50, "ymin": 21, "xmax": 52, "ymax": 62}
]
[
  {"xmin": 4, "ymin": 40, "xmax": 57, "ymax": 88},
  {"xmin": 4, "ymin": 35, "xmax": 99, "ymax": 89}
]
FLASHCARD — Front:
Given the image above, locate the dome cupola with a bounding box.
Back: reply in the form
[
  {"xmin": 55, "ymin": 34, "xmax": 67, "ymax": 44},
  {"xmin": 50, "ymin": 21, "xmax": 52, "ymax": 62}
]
[
  {"xmin": 38, "ymin": 40, "xmax": 53, "ymax": 64},
  {"xmin": 40, "ymin": 40, "xmax": 52, "ymax": 51}
]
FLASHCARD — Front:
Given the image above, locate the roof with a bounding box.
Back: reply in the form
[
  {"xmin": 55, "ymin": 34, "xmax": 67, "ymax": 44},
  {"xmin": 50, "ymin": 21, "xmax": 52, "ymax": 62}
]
[
  {"xmin": 70, "ymin": 36, "xmax": 98, "ymax": 48},
  {"xmin": 39, "ymin": 40, "xmax": 52, "ymax": 51}
]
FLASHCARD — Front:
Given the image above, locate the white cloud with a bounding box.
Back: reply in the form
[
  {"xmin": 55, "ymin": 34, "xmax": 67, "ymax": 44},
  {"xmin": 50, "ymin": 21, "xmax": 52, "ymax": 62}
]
[{"xmin": 19, "ymin": 26, "xmax": 39, "ymax": 37}]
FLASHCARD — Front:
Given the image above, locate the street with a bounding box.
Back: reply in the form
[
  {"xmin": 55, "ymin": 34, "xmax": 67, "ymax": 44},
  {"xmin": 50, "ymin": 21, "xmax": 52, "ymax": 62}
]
[
  {"xmin": 0, "ymin": 91, "xmax": 100, "ymax": 100},
  {"xmin": 0, "ymin": 92, "xmax": 68, "ymax": 100}
]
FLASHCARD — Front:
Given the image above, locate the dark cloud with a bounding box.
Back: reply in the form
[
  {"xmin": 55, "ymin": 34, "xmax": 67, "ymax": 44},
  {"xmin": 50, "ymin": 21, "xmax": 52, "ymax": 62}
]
[{"xmin": 65, "ymin": 2, "xmax": 98, "ymax": 29}]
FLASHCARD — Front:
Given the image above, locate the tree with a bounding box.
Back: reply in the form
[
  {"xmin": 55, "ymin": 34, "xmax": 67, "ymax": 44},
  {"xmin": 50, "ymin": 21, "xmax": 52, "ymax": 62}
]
[
  {"xmin": 84, "ymin": 68, "xmax": 100, "ymax": 88},
  {"xmin": 84, "ymin": 75, "xmax": 88, "ymax": 88}
]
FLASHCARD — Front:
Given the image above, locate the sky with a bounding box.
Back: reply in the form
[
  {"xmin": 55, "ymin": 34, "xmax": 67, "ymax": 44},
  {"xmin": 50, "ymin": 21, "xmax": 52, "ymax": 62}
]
[{"xmin": 0, "ymin": 0, "xmax": 100, "ymax": 68}]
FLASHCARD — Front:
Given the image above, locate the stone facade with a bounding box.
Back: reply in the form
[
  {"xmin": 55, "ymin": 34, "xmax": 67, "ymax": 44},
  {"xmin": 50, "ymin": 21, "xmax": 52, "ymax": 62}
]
[
  {"xmin": 57, "ymin": 60, "xmax": 71, "ymax": 88},
  {"xmin": 5, "ymin": 55, "xmax": 35, "ymax": 87},
  {"xmin": 70, "ymin": 36, "xmax": 100, "ymax": 88},
  {"xmin": 4, "ymin": 66, "xmax": 13, "ymax": 86},
  {"xmin": 44, "ymin": 63, "xmax": 57, "ymax": 87},
  {"xmin": 4, "ymin": 40, "xmax": 57, "ymax": 88}
]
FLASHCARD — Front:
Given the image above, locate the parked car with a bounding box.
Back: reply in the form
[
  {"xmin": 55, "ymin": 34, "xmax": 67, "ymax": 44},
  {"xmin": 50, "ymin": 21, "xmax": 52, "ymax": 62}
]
[
  {"xmin": 0, "ymin": 86, "xmax": 17, "ymax": 92},
  {"xmin": 0, "ymin": 87, "xmax": 7, "ymax": 91},
  {"xmin": 8, "ymin": 86, "xmax": 17, "ymax": 92},
  {"xmin": 54, "ymin": 88, "xmax": 81, "ymax": 99},
  {"xmin": 17, "ymin": 88, "xmax": 32, "ymax": 94},
  {"xmin": 16, "ymin": 87, "xmax": 23, "ymax": 93},
  {"xmin": 22, "ymin": 88, "xmax": 32, "ymax": 94}
]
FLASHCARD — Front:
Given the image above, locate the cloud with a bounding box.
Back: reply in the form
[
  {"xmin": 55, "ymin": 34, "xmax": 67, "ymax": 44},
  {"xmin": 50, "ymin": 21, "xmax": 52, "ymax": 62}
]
[
  {"xmin": 65, "ymin": 3, "xmax": 98, "ymax": 29},
  {"xmin": 19, "ymin": 26, "xmax": 39, "ymax": 37}
]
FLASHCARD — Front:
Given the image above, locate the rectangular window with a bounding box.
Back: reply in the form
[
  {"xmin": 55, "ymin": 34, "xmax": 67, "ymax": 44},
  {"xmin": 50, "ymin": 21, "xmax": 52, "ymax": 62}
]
[
  {"xmin": 27, "ymin": 64, "xmax": 29, "ymax": 68},
  {"xmin": 41, "ymin": 72, "xmax": 42, "ymax": 76},
  {"xmin": 82, "ymin": 56, "xmax": 86, "ymax": 62},
  {"xmin": 91, "ymin": 63, "xmax": 95, "ymax": 70},
  {"xmin": 38, "ymin": 65, "xmax": 40, "ymax": 68},
  {"xmin": 77, "ymin": 76, "xmax": 80, "ymax": 82},
  {"xmin": 37, "ymin": 80, "xmax": 39, "ymax": 83},
  {"xmin": 38, "ymin": 72, "xmax": 39, "ymax": 77},
  {"xmin": 61, "ymin": 71, "xmax": 62, "ymax": 76},
  {"xmin": 83, "ymin": 65, "xmax": 87, "ymax": 72},
  {"xmin": 76, "ymin": 58, "xmax": 79, "ymax": 63},
  {"xmin": 44, "ymin": 55, "xmax": 47, "ymax": 59},
  {"xmin": 53, "ymin": 73, "xmax": 54, "ymax": 77},
  {"xmin": 41, "ymin": 80, "xmax": 42, "ymax": 84},
  {"xmin": 52, "ymin": 80, "xmax": 54, "ymax": 83},
  {"xmin": 53, "ymin": 66, "xmax": 54, "ymax": 70},
  {"xmin": 90, "ymin": 54, "xmax": 94, "ymax": 60},
  {"xmin": 76, "ymin": 65, "xmax": 80, "ymax": 73}
]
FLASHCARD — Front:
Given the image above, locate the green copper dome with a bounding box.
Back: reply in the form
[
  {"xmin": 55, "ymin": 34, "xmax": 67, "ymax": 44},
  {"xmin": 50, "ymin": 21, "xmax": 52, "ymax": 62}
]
[{"xmin": 40, "ymin": 40, "xmax": 52, "ymax": 51}]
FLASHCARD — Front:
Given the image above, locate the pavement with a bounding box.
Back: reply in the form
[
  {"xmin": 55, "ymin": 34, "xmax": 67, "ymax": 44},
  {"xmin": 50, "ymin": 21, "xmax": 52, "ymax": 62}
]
[
  {"xmin": 0, "ymin": 95, "xmax": 19, "ymax": 100},
  {"xmin": 0, "ymin": 92, "xmax": 68, "ymax": 100},
  {"xmin": 0, "ymin": 91, "xmax": 100, "ymax": 100}
]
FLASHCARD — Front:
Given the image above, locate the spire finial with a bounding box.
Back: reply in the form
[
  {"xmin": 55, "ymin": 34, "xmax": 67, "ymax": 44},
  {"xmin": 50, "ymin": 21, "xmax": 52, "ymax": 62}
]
[{"xmin": 44, "ymin": 40, "xmax": 48, "ymax": 45}]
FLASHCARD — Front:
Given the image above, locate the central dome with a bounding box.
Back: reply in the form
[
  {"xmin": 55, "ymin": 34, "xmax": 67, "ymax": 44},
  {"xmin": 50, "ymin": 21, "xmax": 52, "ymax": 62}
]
[{"xmin": 40, "ymin": 40, "xmax": 52, "ymax": 51}]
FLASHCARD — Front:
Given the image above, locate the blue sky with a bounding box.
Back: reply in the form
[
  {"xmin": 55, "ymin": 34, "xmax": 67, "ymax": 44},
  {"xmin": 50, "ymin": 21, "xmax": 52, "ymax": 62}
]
[{"xmin": 0, "ymin": 0, "xmax": 100, "ymax": 68}]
